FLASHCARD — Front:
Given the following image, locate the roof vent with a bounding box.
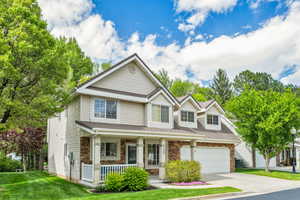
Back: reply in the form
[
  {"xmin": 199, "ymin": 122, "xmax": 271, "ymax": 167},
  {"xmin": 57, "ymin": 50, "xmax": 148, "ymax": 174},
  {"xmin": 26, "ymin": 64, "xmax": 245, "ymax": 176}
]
[{"xmin": 128, "ymin": 64, "xmax": 136, "ymax": 74}]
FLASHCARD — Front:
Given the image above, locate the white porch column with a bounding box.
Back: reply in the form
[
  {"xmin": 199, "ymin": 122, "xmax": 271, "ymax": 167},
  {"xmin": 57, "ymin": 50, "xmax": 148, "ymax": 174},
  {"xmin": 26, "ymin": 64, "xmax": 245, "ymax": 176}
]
[
  {"xmin": 190, "ymin": 140, "xmax": 197, "ymax": 161},
  {"xmin": 159, "ymin": 138, "xmax": 167, "ymax": 179},
  {"xmin": 92, "ymin": 135, "xmax": 101, "ymax": 184},
  {"xmin": 137, "ymin": 137, "xmax": 144, "ymax": 168}
]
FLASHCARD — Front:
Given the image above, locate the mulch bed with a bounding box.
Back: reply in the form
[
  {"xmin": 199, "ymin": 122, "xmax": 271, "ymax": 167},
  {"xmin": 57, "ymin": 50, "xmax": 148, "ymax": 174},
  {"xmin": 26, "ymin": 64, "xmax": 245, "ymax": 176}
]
[{"xmin": 88, "ymin": 186, "xmax": 158, "ymax": 194}]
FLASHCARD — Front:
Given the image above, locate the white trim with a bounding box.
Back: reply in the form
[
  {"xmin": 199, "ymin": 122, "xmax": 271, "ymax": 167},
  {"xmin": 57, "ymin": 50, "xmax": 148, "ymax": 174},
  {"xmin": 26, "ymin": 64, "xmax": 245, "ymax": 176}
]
[
  {"xmin": 145, "ymin": 140, "xmax": 160, "ymax": 169},
  {"xmin": 100, "ymin": 138, "xmax": 121, "ymax": 161},
  {"xmin": 90, "ymin": 97, "xmax": 120, "ymax": 123},
  {"xmin": 125, "ymin": 143, "xmax": 137, "ymax": 164},
  {"xmin": 77, "ymin": 88, "xmax": 148, "ymax": 103},
  {"xmin": 180, "ymin": 96, "xmax": 201, "ymax": 110},
  {"xmin": 205, "ymin": 101, "xmax": 225, "ymax": 114},
  {"xmin": 149, "ymin": 90, "xmax": 175, "ymax": 106},
  {"xmin": 76, "ymin": 54, "xmax": 179, "ymax": 106}
]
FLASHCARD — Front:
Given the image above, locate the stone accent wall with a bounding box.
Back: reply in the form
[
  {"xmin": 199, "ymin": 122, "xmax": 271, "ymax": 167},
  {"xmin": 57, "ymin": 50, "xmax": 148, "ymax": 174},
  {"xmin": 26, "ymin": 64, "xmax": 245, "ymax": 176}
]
[
  {"xmin": 168, "ymin": 141, "xmax": 235, "ymax": 172},
  {"xmin": 80, "ymin": 137, "xmax": 91, "ymax": 164}
]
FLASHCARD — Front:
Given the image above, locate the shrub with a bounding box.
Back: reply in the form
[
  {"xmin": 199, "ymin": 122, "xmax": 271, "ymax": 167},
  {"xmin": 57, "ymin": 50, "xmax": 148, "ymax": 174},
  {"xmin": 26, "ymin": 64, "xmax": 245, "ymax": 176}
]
[
  {"xmin": 123, "ymin": 167, "xmax": 149, "ymax": 191},
  {"xmin": 104, "ymin": 172, "xmax": 125, "ymax": 192},
  {"xmin": 166, "ymin": 160, "xmax": 201, "ymax": 183},
  {"xmin": 95, "ymin": 185, "xmax": 106, "ymax": 193},
  {"xmin": 0, "ymin": 153, "xmax": 22, "ymax": 172}
]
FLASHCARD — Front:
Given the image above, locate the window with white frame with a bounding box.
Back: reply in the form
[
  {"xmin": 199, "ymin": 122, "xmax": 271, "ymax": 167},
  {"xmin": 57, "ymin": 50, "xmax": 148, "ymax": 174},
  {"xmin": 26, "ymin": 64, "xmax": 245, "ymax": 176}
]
[
  {"xmin": 147, "ymin": 143, "xmax": 160, "ymax": 167},
  {"xmin": 101, "ymin": 142, "xmax": 118, "ymax": 159},
  {"xmin": 207, "ymin": 114, "xmax": 219, "ymax": 125},
  {"xmin": 152, "ymin": 104, "xmax": 169, "ymax": 123},
  {"xmin": 181, "ymin": 111, "xmax": 194, "ymax": 122},
  {"xmin": 94, "ymin": 98, "xmax": 117, "ymax": 119}
]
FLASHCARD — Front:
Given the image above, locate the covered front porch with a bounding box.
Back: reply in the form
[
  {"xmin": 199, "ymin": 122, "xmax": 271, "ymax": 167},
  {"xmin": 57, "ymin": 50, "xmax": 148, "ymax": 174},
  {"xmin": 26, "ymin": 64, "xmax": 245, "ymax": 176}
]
[{"xmin": 79, "ymin": 135, "xmax": 198, "ymax": 184}]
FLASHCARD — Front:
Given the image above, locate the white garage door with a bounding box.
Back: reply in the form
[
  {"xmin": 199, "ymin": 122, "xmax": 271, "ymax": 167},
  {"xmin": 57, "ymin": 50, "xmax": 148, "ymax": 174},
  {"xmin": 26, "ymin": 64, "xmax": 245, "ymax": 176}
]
[{"xmin": 180, "ymin": 146, "xmax": 230, "ymax": 174}]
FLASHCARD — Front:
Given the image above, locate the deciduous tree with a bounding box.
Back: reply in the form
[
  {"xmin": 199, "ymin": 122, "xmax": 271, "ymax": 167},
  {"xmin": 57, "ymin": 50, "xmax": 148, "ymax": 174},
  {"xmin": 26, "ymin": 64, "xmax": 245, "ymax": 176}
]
[
  {"xmin": 0, "ymin": 0, "xmax": 94, "ymax": 130},
  {"xmin": 226, "ymin": 89, "xmax": 300, "ymax": 171}
]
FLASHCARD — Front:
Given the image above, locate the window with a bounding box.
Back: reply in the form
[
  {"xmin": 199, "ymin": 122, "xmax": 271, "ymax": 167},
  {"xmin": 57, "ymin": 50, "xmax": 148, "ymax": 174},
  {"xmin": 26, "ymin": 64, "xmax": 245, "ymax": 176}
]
[
  {"xmin": 147, "ymin": 144, "xmax": 160, "ymax": 167},
  {"xmin": 207, "ymin": 114, "xmax": 219, "ymax": 125},
  {"xmin": 101, "ymin": 142, "xmax": 118, "ymax": 158},
  {"xmin": 181, "ymin": 111, "xmax": 194, "ymax": 122},
  {"xmin": 152, "ymin": 105, "xmax": 169, "ymax": 123},
  {"xmin": 94, "ymin": 98, "xmax": 117, "ymax": 119}
]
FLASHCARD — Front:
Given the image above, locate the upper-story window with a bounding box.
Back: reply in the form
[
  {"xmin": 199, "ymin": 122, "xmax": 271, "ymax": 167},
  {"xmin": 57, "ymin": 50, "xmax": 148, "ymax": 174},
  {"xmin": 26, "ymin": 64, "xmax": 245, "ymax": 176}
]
[
  {"xmin": 207, "ymin": 114, "xmax": 219, "ymax": 125},
  {"xmin": 181, "ymin": 111, "xmax": 194, "ymax": 123},
  {"xmin": 152, "ymin": 104, "xmax": 169, "ymax": 123},
  {"xmin": 94, "ymin": 98, "xmax": 117, "ymax": 119}
]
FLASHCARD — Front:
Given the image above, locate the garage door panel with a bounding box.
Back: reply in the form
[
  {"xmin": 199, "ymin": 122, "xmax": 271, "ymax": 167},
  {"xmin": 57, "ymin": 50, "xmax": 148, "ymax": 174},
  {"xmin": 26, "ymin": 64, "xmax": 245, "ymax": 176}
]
[{"xmin": 180, "ymin": 146, "xmax": 230, "ymax": 174}]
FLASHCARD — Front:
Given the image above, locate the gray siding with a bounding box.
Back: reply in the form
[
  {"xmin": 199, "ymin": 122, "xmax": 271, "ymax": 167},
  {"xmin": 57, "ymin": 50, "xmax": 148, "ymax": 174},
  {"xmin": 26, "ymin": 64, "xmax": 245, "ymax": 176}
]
[{"xmin": 92, "ymin": 63, "xmax": 156, "ymax": 95}]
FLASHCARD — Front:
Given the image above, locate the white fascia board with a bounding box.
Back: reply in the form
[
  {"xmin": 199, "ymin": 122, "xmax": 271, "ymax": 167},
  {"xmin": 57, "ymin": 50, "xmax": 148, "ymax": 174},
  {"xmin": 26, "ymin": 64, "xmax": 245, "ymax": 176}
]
[
  {"xmin": 206, "ymin": 101, "xmax": 226, "ymax": 114},
  {"xmin": 148, "ymin": 90, "xmax": 175, "ymax": 106},
  {"xmin": 92, "ymin": 127, "xmax": 204, "ymax": 139},
  {"xmin": 76, "ymin": 88, "xmax": 148, "ymax": 103},
  {"xmin": 133, "ymin": 56, "xmax": 179, "ymax": 106},
  {"xmin": 78, "ymin": 56, "xmax": 136, "ymax": 90},
  {"xmin": 198, "ymin": 138, "xmax": 241, "ymax": 145},
  {"xmin": 180, "ymin": 96, "xmax": 201, "ymax": 111},
  {"xmin": 76, "ymin": 124, "xmax": 95, "ymax": 134}
]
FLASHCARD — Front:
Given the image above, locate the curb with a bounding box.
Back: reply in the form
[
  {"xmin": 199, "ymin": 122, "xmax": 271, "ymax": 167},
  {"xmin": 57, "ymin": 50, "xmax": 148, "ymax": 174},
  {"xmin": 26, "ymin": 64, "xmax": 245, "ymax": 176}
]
[{"xmin": 172, "ymin": 191, "xmax": 251, "ymax": 200}]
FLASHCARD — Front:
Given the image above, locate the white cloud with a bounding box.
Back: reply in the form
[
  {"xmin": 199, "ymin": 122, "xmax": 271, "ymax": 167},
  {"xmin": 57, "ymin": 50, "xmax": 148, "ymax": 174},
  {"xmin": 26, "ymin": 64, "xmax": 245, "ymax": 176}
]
[
  {"xmin": 39, "ymin": 0, "xmax": 300, "ymax": 86},
  {"xmin": 175, "ymin": 0, "xmax": 238, "ymax": 32}
]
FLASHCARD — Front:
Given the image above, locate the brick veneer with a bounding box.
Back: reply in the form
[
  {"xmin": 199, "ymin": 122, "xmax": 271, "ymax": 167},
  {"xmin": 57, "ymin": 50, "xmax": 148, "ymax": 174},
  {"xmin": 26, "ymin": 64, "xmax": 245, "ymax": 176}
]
[
  {"xmin": 80, "ymin": 137, "xmax": 91, "ymax": 164},
  {"xmin": 168, "ymin": 141, "xmax": 235, "ymax": 172},
  {"xmin": 80, "ymin": 138, "xmax": 235, "ymax": 174}
]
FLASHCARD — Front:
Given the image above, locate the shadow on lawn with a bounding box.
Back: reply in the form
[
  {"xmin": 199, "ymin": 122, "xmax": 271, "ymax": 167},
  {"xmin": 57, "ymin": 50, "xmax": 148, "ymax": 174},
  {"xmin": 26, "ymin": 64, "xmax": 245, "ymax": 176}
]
[{"xmin": 0, "ymin": 171, "xmax": 91, "ymax": 200}]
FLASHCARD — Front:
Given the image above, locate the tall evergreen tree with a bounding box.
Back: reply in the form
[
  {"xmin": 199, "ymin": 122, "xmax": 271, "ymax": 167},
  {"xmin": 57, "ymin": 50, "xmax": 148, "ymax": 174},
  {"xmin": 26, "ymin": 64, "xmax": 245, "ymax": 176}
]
[
  {"xmin": 155, "ymin": 69, "xmax": 173, "ymax": 89},
  {"xmin": 210, "ymin": 69, "xmax": 233, "ymax": 105}
]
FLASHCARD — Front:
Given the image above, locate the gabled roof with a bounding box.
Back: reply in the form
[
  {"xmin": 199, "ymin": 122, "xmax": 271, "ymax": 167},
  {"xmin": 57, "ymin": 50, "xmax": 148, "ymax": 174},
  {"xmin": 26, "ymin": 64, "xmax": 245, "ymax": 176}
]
[
  {"xmin": 177, "ymin": 95, "xmax": 202, "ymax": 110},
  {"xmin": 197, "ymin": 100, "xmax": 225, "ymax": 114},
  {"xmin": 76, "ymin": 53, "xmax": 179, "ymax": 106}
]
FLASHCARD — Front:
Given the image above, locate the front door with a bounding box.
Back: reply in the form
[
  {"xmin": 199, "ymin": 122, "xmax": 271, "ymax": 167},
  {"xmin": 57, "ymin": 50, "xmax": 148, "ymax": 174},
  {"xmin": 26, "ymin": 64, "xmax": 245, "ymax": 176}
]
[{"xmin": 126, "ymin": 144, "xmax": 137, "ymax": 164}]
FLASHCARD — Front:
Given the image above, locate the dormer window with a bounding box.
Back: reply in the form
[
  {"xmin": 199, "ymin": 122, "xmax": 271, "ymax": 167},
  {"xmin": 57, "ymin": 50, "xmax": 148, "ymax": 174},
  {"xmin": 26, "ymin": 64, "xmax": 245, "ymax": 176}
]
[
  {"xmin": 181, "ymin": 111, "xmax": 194, "ymax": 123},
  {"xmin": 152, "ymin": 104, "xmax": 169, "ymax": 123},
  {"xmin": 207, "ymin": 114, "xmax": 219, "ymax": 125}
]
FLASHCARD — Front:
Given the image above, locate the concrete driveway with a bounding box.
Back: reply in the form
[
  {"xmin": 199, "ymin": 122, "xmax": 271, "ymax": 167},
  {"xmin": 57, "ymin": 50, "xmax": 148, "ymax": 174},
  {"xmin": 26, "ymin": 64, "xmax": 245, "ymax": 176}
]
[{"xmin": 203, "ymin": 173, "xmax": 300, "ymax": 194}]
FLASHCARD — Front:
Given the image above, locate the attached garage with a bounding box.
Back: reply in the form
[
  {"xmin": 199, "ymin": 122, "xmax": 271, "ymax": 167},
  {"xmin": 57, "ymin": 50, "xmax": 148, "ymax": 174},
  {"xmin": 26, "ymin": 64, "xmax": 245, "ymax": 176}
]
[{"xmin": 180, "ymin": 145, "xmax": 231, "ymax": 174}]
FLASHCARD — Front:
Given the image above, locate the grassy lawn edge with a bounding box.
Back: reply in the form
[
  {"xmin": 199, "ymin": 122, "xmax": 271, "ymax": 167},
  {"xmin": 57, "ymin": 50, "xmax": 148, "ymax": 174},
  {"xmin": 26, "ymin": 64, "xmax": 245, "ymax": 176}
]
[
  {"xmin": 0, "ymin": 171, "xmax": 241, "ymax": 200},
  {"xmin": 236, "ymin": 168, "xmax": 300, "ymax": 181}
]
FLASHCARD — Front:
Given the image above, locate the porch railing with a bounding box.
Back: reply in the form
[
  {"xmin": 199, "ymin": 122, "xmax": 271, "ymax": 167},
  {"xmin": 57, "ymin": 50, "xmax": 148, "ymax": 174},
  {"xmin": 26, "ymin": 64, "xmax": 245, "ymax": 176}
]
[
  {"xmin": 100, "ymin": 164, "xmax": 137, "ymax": 180},
  {"xmin": 81, "ymin": 163, "xmax": 93, "ymax": 182}
]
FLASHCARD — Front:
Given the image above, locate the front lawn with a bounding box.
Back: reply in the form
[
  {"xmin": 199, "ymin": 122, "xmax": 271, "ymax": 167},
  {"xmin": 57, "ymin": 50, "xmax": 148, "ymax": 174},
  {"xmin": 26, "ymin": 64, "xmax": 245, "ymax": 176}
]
[
  {"xmin": 0, "ymin": 171, "xmax": 241, "ymax": 200},
  {"xmin": 236, "ymin": 168, "xmax": 300, "ymax": 180}
]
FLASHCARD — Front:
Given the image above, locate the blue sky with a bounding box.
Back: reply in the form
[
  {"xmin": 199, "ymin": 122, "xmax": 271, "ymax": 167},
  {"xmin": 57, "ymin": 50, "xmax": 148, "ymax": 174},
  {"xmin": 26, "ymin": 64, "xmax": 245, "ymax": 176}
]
[
  {"xmin": 93, "ymin": 0, "xmax": 289, "ymax": 46},
  {"xmin": 39, "ymin": 0, "xmax": 300, "ymax": 86}
]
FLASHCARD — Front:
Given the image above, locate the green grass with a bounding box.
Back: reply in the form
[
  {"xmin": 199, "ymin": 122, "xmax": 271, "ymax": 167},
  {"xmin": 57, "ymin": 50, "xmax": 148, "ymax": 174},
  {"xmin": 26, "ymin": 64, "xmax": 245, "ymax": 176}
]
[
  {"xmin": 0, "ymin": 171, "xmax": 240, "ymax": 200},
  {"xmin": 236, "ymin": 168, "xmax": 300, "ymax": 180}
]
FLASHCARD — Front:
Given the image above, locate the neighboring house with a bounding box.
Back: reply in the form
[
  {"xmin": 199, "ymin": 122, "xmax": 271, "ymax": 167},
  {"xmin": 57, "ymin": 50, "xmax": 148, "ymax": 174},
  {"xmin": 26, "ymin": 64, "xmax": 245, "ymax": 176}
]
[{"xmin": 47, "ymin": 54, "xmax": 240, "ymax": 185}]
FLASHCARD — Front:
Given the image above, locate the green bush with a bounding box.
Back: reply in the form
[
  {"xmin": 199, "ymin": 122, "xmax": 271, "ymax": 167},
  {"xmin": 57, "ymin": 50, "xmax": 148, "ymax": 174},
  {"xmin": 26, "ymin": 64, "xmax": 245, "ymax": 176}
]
[
  {"xmin": 123, "ymin": 167, "xmax": 149, "ymax": 191},
  {"xmin": 166, "ymin": 160, "xmax": 201, "ymax": 183},
  {"xmin": 95, "ymin": 185, "xmax": 106, "ymax": 193},
  {"xmin": 0, "ymin": 153, "xmax": 22, "ymax": 172},
  {"xmin": 104, "ymin": 172, "xmax": 125, "ymax": 192}
]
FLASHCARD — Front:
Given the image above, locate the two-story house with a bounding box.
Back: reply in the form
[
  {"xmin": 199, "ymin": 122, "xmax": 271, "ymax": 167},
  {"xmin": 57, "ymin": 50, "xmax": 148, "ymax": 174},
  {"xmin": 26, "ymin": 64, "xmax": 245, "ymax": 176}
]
[{"xmin": 47, "ymin": 54, "xmax": 240, "ymax": 185}]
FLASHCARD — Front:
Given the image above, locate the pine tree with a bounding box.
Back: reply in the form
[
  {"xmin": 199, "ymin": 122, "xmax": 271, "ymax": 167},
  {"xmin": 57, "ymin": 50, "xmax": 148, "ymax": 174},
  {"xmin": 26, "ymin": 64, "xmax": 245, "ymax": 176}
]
[{"xmin": 210, "ymin": 69, "xmax": 233, "ymax": 105}]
